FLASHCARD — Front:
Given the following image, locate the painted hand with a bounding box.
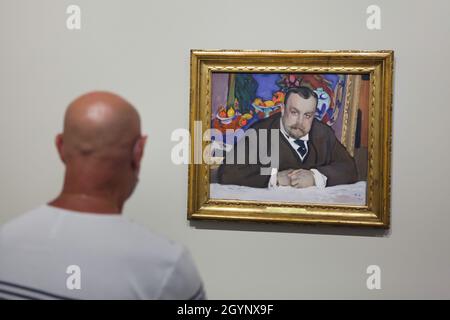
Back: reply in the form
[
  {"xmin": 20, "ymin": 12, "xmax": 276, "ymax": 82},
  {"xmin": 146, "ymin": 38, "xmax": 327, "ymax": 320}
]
[
  {"xmin": 289, "ymin": 169, "xmax": 315, "ymax": 188},
  {"xmin": 277, "ymin": 169, "xmax": 294, "ymax": 186}
]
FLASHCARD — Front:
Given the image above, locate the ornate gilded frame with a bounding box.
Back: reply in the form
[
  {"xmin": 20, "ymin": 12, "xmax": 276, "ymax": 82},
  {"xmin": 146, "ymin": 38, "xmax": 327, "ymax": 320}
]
[{"xmin": 188, "ymin": 50, "xmax": 393, "ymax": 228}]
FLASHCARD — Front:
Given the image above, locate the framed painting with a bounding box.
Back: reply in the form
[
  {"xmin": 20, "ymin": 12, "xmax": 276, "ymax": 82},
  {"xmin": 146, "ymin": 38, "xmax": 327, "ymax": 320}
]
[{"xmin": 187, "ymin": 50, "xmax": 393, "ymax": 227}]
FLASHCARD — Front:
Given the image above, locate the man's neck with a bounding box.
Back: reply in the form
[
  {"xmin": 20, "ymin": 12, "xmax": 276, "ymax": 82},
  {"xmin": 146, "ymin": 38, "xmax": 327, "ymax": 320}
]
[{"xmin": 48, "ymin": 192, "xmax": 122, "ymax": 215}]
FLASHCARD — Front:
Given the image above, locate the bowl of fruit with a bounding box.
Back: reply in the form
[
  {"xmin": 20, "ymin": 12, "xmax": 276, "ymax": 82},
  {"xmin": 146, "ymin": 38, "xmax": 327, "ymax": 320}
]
[
  {"xmin": 216, "ymin": 105, "xmax": 237, "ymax": 124},
  {"xmin": 251, "ymin": 92, "xmax": 285, "ymax": 117}
]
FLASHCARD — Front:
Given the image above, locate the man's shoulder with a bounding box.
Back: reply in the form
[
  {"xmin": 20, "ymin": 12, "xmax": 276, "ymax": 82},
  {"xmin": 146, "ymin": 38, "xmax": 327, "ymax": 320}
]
[
  {"xmin": 1, "ymin": 205, "xmax": 183, "ymax": 259},
  {"xmin": 0, "ymin": 206, "xmax": 48, "ymax": 235},
  {"xmin": 115, "ymin": 218, "xmax": 184, "ymax": 256},
  {"xmin": 122, "ymin": 221, "xmax": 204, "ymax": 299},
  {"xmin": 310, "ymin": 119, "xmax": 336, "ymax": 139}
]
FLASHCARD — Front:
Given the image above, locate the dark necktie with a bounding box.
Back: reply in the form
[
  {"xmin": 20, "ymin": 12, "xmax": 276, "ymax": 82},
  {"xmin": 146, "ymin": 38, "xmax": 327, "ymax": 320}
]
[{"xmin": 294, "ymin": 139, "xmax": 307, "ymax": 158}]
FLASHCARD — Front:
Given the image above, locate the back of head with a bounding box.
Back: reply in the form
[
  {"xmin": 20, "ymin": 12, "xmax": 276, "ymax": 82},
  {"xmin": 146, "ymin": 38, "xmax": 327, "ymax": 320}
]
[
  {"xmin": 63, "ymin": 91, "xmax": 141, "ymax": 163},
  {"xmin": 54, "ymin": 91, "xmax": 147, "ymax": 212}
]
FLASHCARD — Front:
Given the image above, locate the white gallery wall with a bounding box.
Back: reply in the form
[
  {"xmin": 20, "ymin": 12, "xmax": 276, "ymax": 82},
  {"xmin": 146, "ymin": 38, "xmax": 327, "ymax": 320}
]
[{"xmin": 0, "ymin": 0, "xmax": 449, "ymax": 299}]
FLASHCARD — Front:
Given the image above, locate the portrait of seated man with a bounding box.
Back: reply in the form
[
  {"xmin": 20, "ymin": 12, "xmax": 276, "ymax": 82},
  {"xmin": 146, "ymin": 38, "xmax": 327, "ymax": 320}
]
[
  {"xmin": 209, "ymin": 73, "xmax": 368, "ymax": 205},
  {"xmin": 217, "ymin": 86, "xmax": 358, "ymax": 189}
]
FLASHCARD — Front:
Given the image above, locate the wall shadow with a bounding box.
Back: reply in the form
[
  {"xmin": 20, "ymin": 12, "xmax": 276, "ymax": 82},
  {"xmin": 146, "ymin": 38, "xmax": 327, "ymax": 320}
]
[{"xmin": 189, "ymin": 219, "xmax": 391, "ymax": 238}]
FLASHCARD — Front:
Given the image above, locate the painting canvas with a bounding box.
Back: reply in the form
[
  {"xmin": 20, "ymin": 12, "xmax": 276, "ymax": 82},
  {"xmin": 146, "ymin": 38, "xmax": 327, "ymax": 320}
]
[{"xmin": 208, "ymin": 72, "xmax": 370, "ymax": 206}]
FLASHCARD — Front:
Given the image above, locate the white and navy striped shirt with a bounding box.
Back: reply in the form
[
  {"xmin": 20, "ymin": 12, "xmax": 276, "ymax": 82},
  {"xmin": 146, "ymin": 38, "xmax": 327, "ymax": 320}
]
[{"xmin": 0, "ymin": 205, "xmax": 205, "ymax": 300}]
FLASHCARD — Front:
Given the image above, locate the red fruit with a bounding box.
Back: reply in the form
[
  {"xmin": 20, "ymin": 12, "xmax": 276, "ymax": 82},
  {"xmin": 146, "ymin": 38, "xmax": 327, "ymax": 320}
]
[
  {"xmin": 272, "ymin": 92, "xmax": 285, "ymax": 103},
  {"xmin": 239, "ymin": 118, "xmax": 248, "ymax": 126}
]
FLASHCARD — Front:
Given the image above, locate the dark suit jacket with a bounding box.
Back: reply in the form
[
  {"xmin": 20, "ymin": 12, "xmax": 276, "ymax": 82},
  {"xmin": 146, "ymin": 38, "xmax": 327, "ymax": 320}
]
[{"xmin": 218, "ymin": 113, "xmax": 358, "ymax": 188}]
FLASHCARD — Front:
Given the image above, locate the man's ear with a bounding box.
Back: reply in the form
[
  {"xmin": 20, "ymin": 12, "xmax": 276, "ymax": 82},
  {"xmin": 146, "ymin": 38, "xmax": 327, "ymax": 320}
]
[
  {"xmin": 132, "ymin": 135, "xmax": 148, "ymax": 173},
  {"xmin": 281, "ymin": 104, "xmax": 285, "ymax": 116},
  {"xmin": 55, "ymin": 134, "xmax": 65, "ymax": 164}
]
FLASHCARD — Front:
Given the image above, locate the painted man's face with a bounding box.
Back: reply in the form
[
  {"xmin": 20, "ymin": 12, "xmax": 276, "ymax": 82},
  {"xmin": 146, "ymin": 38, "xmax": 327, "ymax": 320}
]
[{"xmin": 281, "ymin": 93, "xmax": 317, "ymax": 139}]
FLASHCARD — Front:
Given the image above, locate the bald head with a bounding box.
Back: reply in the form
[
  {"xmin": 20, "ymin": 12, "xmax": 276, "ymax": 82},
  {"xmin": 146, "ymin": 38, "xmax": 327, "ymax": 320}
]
[
  {"xmin": 54, "ymin": 91, "xmax": 147, "ymax": 209},
  {"xmin": 62, "ymin": 91, "xmax": 141, "ymax": 159}
]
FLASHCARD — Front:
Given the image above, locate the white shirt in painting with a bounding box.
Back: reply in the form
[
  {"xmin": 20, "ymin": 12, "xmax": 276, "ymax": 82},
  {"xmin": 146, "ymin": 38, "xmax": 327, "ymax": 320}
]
[{"xmin": 268, "ymin": 119, "xmax": 328, "ymax": 188}]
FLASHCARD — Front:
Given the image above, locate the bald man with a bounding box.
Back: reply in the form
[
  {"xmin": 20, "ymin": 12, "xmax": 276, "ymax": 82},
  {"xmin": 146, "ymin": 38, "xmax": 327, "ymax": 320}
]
[{"xmin": 0, "ymin": 92, "xmax": 205, "ymax": 300}]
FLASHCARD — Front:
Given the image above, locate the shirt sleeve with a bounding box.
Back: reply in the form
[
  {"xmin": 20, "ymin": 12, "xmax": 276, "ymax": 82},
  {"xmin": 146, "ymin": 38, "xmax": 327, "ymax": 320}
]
[
  {"xmin": 158, "ymin": 246, "xmax": 206, "ymax": 300},
  {"xmin": 268, "ymin": 168, "xmax": 279, "ymax": 188},
  {"xmin": 310, "ymin": 168, "xmax": 327, "ymax": 188}
]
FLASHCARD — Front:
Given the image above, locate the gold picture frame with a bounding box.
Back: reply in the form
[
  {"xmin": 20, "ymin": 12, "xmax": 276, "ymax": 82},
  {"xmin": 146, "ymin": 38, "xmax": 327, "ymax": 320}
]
[{"xmin": 188, "ymin": 50, "xmax": 393, "ymax": 228}]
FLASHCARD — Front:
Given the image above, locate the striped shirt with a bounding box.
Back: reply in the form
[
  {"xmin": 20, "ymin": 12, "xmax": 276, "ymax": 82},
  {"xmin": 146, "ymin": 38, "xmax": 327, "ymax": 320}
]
[{"xmin": 0, "ymin": 205, "xmax": 205, "ymax": 300}]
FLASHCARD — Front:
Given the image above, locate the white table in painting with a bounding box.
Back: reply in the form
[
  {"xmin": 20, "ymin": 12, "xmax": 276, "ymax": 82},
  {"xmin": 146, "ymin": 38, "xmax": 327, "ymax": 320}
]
[{"xmin": 210, "ymin": 181, "xmax": 366, "ymax": 205}]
